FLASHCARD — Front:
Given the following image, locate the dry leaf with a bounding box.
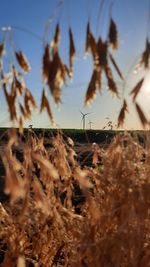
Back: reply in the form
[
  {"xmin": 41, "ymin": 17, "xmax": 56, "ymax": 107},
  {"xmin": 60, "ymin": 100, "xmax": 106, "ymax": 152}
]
[
  {"xmin": 130, "ymin": 78, "xmax": 144, "ymax": 102},
  {"xmin": 117, "ymin": 99, "xmax": 128, "ymax": 127},
  {"xmin": 135, "ymin": 102, "xmax": 148, "ymax": 128},
  {"xmin": 15, "ymin": 51, "xmax": 31, "ymax": 72},
  {"xmin": 108, "ymin": 18, "xmax": 118, "ymax": 50},
  {"xmin": 109, "ymin": 53, "xmax": 124, "ymax": 80}
]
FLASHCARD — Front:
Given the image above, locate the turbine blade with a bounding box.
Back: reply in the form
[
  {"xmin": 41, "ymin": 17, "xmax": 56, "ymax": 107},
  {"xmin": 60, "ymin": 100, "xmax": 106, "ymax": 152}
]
[{"xmin": 80, "ymin": 110, "xmax": 84, "ymax": 115}]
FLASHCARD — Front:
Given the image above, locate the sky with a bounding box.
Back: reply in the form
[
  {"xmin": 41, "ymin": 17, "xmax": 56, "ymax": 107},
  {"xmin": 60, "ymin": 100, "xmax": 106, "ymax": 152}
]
[{"xmin": 0, "ymin": 0, "xmax": 150, "ymax": 130}]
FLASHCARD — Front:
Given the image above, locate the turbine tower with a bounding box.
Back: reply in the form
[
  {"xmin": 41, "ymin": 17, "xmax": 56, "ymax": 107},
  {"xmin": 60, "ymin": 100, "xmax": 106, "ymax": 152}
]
[
  {"xmin": 80, "ymin": 111, "xmax": 90, "ymax": 130},
  {"xmin": 88, "ymin": 120, "xmax": 93, "ymax": 130}
]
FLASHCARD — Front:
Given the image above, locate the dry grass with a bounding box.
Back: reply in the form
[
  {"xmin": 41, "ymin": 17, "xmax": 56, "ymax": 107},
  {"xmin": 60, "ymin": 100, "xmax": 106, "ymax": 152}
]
[
  {"xmin": 0, "ymin": 130, "xmax": 150, "ymax": 266},
  {"xmin": 0, "ymin": 3, "xmax": 150, "ymax": 266},
  {"xmin": 0, "ymin": 8, "xmax": 149, "ymax": 127}
]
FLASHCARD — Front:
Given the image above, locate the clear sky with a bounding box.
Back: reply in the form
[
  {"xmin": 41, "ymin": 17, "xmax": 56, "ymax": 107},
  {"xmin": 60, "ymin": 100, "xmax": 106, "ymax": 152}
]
[{"xmin": 0, "ymin": 0, "xmax": 150, "ymax": 129}]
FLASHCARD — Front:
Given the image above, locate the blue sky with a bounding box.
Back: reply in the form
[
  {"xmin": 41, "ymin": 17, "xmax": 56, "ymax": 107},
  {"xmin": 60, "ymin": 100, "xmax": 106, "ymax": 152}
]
[{"xmin": 0, "ymin": 0, "xmax": 150, "ymax": 129}]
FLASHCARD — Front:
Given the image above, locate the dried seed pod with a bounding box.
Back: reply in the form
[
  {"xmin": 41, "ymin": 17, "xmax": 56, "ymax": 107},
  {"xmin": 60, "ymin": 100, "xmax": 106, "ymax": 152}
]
[
  {"xmin": 140, "ymin": 38, "xmax": 150, "ymax": 69},
  {"xmin": 32, "ymin": 152, "xmax": 59, "ymax": 179},
  {"xmin": 17, "ymin": 255, "xmax": 26, "ymax": 267},
  {"xmin": 117, "ymin": 99, "xmax": 128, "ymax": 127},
  {"xmin": 4, "ymin": 165, "xmax": 24, "ymax": 203},
  {"xmin": 104, "ymin": 64, "xmax": 119, "ymax": 96},
  {"xmin": 0, "ymin": 43, "xmax": 4, "ymax": 70},
  {"xmin": 64, "ymin": 64, "xmax": 72, "ymax": 78},
  {"xmin": 85, "ymin": 21, "xmax": 90, "ymax": 53},
  {"xmin": 3, "ymin": 81, "xmax": 17, "ymax": 121},
  {"xmin": 9, "ymin": 96, "xmax": 17, "ymax": 121},
  {"xmin": 109, "ymin": 53, "xmax": 124, "ymax": 80},
  {"xmin": 97, "ymin": 38, "xmax": 108, "ymax": 68},
  {"xmin": 26, "ymin": 89, "xmax": 37, "ymax": 109},
  {"xmin": 108, "ymin": 18, "xmax": 118, "ymax": 50},
  {"xmin": 19, "ymin": 103, "xmax": 27, "ymax": 118},
  {"xmin": 32, "ymin": 178, "xmax": 46, "ymax": 203},
  {"xmin": 135, "ymin": 102, "xmax": 148, "ymax": 128},
  {"xmin": 51, "ymin": 23, "xmax": 61, "ymax": 54},
  {"xmin": 15, "ymin": 77, "xmax": 24, "ymax": 95},
  {"xmin": 18, "ymin": 116, "xmax": 23, "ymax": 134},
  {"xmin": 130, "ymin": 78, "xmax": 144, "ymax": 102},
  {"xmin": 12, "ymin": 67, "xmax": 25, "ymax": 95},
  {"xmin": 42, "ymin": 44, "xmax": 51, "ymax": 82},
  {"xmin": 24, "ymin": 94, "xmax": 31, "ymax": 116},
  {"xmin": 85, "ymin": 21, "xmax": 98, "ymax": 63},
  {"xmin": 0, "ymin": 59, "xmax": 2, "ymax": 71},
  {"xmin": 47, "ymin": 51, "xmax": 66, "ymax": 104},
  {"xmin": 69, "ymin": 27, "xmax": 76, "ymax": 72},
  {"xmin": 15, "ymin": 51, "xmax": 31, "ymax": 72},
  {"xmin": 24, "ymin": 89, "xmax": 36, "ymax": 117},
  {"xmin": 40, "ymin": 89, "xmax": 53, "ymax": 123},
  {"xmin": 54, "ymin": 24, "xmax": 60, "ymax": 44},
  {"xmin": 0, "ymin": 43, "xmax": 4, "ymax": 58},
  {"xmin": 85, "ymin": 69, "xmax": 101, "ymax": 104}
]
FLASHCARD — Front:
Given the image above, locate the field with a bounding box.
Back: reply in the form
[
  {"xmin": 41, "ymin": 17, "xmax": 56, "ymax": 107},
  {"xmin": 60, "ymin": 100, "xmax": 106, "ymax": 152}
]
[{"xmin": 0, "ymin": 128, "xmax": 150, "ymax": 266}]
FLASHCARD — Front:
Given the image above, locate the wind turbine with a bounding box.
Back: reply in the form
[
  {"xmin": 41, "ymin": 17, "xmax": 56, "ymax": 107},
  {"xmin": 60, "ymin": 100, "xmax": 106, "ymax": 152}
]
[
  {"xmin": 80, "ymin": 111, "xmax": 91, "ymax": 130},
  {"xmin": 88, "ymin": 120, "xmax": 93, "ymax": 130}
]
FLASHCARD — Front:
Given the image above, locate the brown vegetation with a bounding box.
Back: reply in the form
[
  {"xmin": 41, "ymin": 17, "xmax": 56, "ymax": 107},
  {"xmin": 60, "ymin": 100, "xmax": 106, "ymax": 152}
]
[
  {"xmin": 0, "ymin": 1, "xmax": 150, "ymax": 266},
  {"xmin": 0, "ymin": 130, "xmax": 150, "ymax": 266}
]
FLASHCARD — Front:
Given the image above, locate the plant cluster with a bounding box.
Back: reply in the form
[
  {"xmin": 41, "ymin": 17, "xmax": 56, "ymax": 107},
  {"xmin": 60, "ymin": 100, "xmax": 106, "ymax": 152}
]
[
  {"xmin": 0, "ymin": 2, "xmax": 150, "ymax": 266},
  {"xmin": 0, "ymin": 130, "xmax": 149, "ymax": 266},
  {"xmin": 0, "ymin": 6, "xmax": 149, "ymax": 129}
]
